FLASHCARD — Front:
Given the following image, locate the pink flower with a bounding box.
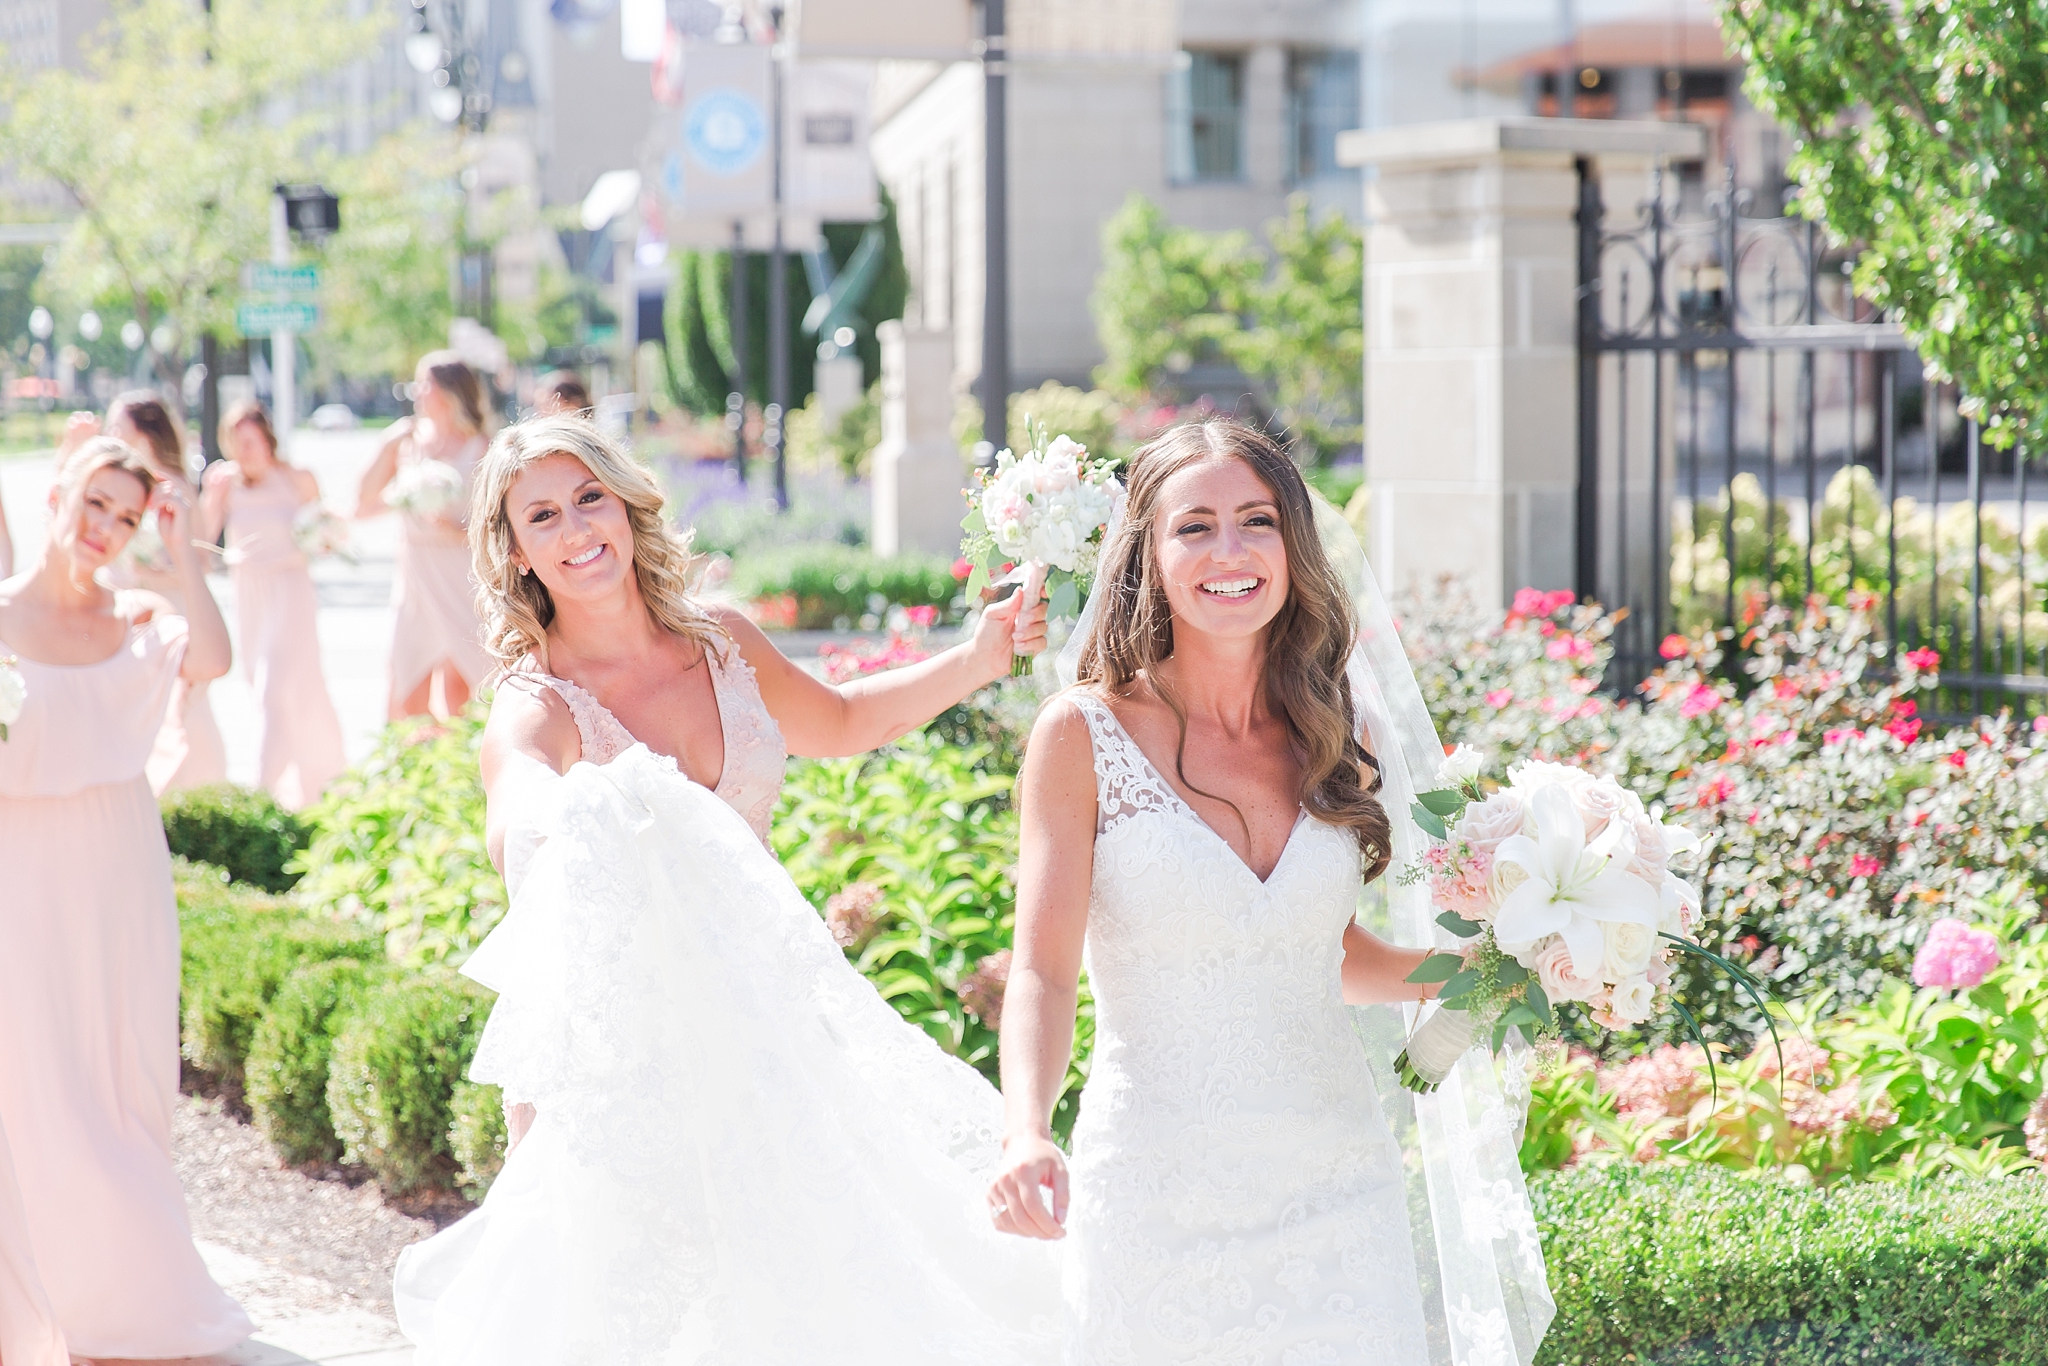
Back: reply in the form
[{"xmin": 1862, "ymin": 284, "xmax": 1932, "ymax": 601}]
[
  {"xmin": 1946, "ymin": 750, "xmax": 1968, "ymax": 770},
  {"xmin": 1510, "ymin": 588, "xmax": 1548, "ymax": 618},
  {"xmin": 2035, "ymin": 715, "xmax": 2048, "ymax": 735},
  {"xmin": 1848, "ymin": 853, "xmax": 1882, "ymax": 879},
  {"xmin": 1659, "ymin": 634, "xmax": 1690, "ymax": 660},
  {"xmin": 904, "ymin": 604, "xmax": 939, "ymax": 628},
  {"xmin": 1484, "ymin": 688, "xmax": 1514, "ymax": 708},
  {"xmin": 1680, "ymin": 683, "xmax": 1723, "ymax": 718},
  {"xmin": 1892, "ymin": 699, "xmax": 1919, "ymax": 718},
  {"xmin": 824, "ymin": 882, "xmax": 886, "ymax": 949},
  {"xmin": 1904, "ymin": 648, "xmax": 1941, "ymax": 671},
  {"xmin": 1694, "ymin": 775, "xmax": 1735, "ymax": 807},
  {"xmin": 1911, "ymin": 918, "xmax": 2002, "ymax": 989},
  {"xmin": 957, "ymin": 950, "xmax": 1013, "ymax": 1026},
  {"xmin": 950, "ymin": 557, "xmax": 973, "ymax": 581},
  {"xmin": 1773, "ymin": 678, "xmax": 1800, "ymax": 700},
  {"xmin": 1601, "ymin": 1044, "xmax": 1708, "ymax": 1119},
  {"xmin": 1546, "ymin": 635, "xmax": 1595, "ymax": 663},
  {"xmin": 1457, "ymin": 792, "xmax": 1529, "ymax": 857},
  {"xmin": 1824, "ymin": 728, "xmax": 1862, "ymax": 746},
  {"xmin": 1885, "ymin": 716, "xmax": 1923, "ymax": 744},
  {"xmin": 1534, "ymin": 938, "xmax": 1603, "ymax": 1005}
]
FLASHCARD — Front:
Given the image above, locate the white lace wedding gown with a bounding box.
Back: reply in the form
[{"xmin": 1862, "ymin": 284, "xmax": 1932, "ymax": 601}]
[
  {"xmin": 393, "ymin": 655, "xmax": 1061, "ymax": 1364},
  {"xmin": 1062, "ymin": 694, "xmax": 1431, "ymax": 1364}
]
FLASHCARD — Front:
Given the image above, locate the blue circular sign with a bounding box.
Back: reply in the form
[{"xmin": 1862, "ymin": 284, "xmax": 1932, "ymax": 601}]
[{"xmin": 685, "ymin": 89, "xmax": 767, "ymax": 176}]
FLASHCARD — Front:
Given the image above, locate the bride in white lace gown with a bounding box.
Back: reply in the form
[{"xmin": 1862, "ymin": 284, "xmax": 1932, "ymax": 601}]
[
  {"xmin": 990, "ymin": 421, "xmax": 1458, "ymax": 1363},
  {"xmin": 393, "ymin": 417, "xmax": 1062, "ymax": 1363}
]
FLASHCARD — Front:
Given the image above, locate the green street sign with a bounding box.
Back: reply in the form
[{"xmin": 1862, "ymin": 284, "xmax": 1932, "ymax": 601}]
[
  {"xmin": 244, "ymin": 264, "xmax": 320, "ymax": 294},
  {"xmin": 236, "ymin": 299, "xmax": 319, "ymax": 335}
]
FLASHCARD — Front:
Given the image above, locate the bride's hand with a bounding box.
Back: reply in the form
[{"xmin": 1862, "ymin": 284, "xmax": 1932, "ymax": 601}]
[
  {"xmin": 967, "ymin": 562, "xmax": 1048, "ymax": 683},
  {"xmin": 987, "ymin": 1133, "xmax": 1068, "ymax": 1239}
]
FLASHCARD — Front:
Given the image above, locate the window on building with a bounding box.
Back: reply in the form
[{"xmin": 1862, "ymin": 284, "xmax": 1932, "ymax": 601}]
[
  {"xmin": 1288, "ymin": 49, "xmax": 1360, "ymax": 183},
  {"xmin": 1168, "ymin": 51, "xmax": 1244, "ymax": 183}
]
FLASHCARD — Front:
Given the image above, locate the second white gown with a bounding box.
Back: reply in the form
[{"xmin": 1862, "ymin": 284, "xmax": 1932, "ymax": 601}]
[{"xmin": 394, "ymin": 744, "xmax": 1062, "ymax": 1364}]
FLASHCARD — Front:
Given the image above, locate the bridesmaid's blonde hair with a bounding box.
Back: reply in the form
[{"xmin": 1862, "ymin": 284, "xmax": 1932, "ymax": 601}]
[
  {"xmin": 470, "ymin": 415, "xmax": 725, "ymax": 670},
  {"xmin": 58, "ymin": 435, "xmax": 157, "ymax": 506}
]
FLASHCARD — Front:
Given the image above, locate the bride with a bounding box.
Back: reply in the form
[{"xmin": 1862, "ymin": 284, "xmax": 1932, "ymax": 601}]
[
  {"xmin": 394, "ymin": 416, "xmax": 1062, "ymax": 1362},
  {"xmin": 988, "ymin": 420, "xmax": 1554, "ymax": 1363}
]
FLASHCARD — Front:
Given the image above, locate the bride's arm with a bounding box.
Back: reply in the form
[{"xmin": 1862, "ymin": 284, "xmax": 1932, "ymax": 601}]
[
  {"xmin": 988, "ymin": 698, "xmax": 1096, "ymax": 1241},
  {"xmin": 1340, "ymin": 923, "xmax": 1441, "ymax": 1006},
  {"xmin": 718, "ymin": 566, "xmax": 1049, "ymax": 759}
]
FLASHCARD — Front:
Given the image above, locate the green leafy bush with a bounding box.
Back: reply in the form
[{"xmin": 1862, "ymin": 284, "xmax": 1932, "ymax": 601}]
[
  {"xmin": 293, "ymin": 710, "xmax": 504, "ymax": 966},
  {"xmin": 773, "ymin": 731, "xmax": 1094, "ymax": 1142},
  {"xmin": 325, "ymin": 973, "xmax": 495, "ymax": 1195},
  {"xmin": 162, "ymin": 784, "xmax": 310, "ymax": 892},
  {"xmin": 1531, "ymin": 1165, "xmax": 2048, "ymax": 1366},
  {"xmin": 246, "ymin": 957, "xmax": 389, "ymax": 1165},
  {"xmin": 729, "ymin": 543, "xmax": 960, "ymax": 630},
  {"xmin": 447, "ymin": 1078, "xmax": 507, "ymax": 1201},
  {"xmin": 177, "ymin": 862, "xmax": 381, "ymax": 1087}
]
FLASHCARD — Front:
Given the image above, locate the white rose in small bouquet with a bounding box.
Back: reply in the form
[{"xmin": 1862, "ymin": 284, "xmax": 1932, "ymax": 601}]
[
  {"xmin": 387, "ymin": 458, "xmax": 466, "ymax": 520},
  {"xmin": 1395, "ymin": 759, "xmax": 1765, "ymax": 1094},
  {"xmin": 960, "ymin": 418, "xmax": 1123, "ymax": 676},
  {"xmin": 0, "ymin": 655, "xmax": 24, "ymax": 742},
  {"xmin": 291, "ymin": 504, "xmax": 357, "ymax": 563}
]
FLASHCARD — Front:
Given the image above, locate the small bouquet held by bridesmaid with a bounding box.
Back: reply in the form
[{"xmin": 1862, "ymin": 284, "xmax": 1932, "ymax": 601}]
[
  {"xmin": 386, "ymin": 458, "xmax": 466, "ymax": 520},
  {"xmin": 0, "ymin": 653, "xmax": 22, "ymax": 741},
  {"xmin": 291, "ymin": 504, "xmax": 357, "ymax": 563},
  {"xmin": 1393, "ymin": 749, "xmax": 1774, "ymax": 1093},
  {"xmin": 958, "ymin": 421, "xmax": 1122, "ymax": 676}
]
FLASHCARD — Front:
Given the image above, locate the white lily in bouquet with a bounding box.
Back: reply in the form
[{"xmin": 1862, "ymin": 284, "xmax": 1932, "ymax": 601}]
[
  {"xmin": 959, "ymin": 419, "xmax": 1122, "ymax": 676},
  {"xmin": 1393, "ymin": 748, "xmax": 1775, "ymax": 1093},
  {"xmin": 0, "ymin": 654, "xmax": 24, "ymax": 742},
  {"xmin": 386, "ymin": 458, "xmax": 466, "ymax": 520}
]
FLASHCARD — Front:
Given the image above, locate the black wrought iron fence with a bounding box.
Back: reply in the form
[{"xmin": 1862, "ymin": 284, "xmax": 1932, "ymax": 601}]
[{"xmin": 1575, "ymin": 162, "xmax": 2047, "ymax": 722}]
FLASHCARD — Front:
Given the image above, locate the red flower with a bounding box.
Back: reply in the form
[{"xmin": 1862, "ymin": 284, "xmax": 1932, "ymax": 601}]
[
  {"xmin": 1946, "ymin": 750, "xmax": 1968, "ymax": 769},
  {"xmin": 1849, "ymin": 854, "xmax": 1882, "ymax": 879},
  {"xmin": 1695, "ymin": 775, "xmax": 1736, "ymax": 806},
  {"xmin": 1885, "ymin": 717, "xmax": 1923, "ymax": 744},
  {"xmin": 950, "ymin": 558, "xmax": 973, "ymax": 581},
  {"xmin": 1824, "ymin": 728, "xmax": 1862, "ymax": 746},
  {"xmin": 1773, "ymin": 678, "xmax": 1800, "ymax": 700},
  {"xmin": 904, "ymin": 604, "xmax": 939, "ymax": 628},
  {"xmin": 1511, "ymin": 587, "xmax": 1547, "ymax": 618},
  {"xmin": 1659, "ymin": 634, "xmax": 1690, "ymax": 660},
  {"xmin": 1680, "ymin": 683, "xmax": 1723, "ymax": 719},
  {"xmin": 1904, "ymin": 648, "xmax": 1941, "ymax": 671},
  {"xmin": 1891, "ymin": 699, "xmax": 1918, "ymax": 719}
]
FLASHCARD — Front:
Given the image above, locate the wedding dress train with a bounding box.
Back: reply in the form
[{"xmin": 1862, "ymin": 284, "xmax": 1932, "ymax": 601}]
[{"xmin": 393, "ymin": 744, "xmax": 1060, "ymax": 1363}]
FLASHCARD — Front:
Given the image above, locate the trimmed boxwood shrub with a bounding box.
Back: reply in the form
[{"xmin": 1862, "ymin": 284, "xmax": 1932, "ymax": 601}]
[
  {"xmin": 326, "ymin": 974, "xmax": 495, "ymax": 1195},
  {"xmin": 162, "ymin": 784, "xmax": 310, "ymax": 893},
  {"xmin": 177, "ymin": 862, "xmax": 381, "ymax": 1086},
  {"xmin": 246, "ymin": 958, "xmax": 390, "ymax": 1165},
  {"xmin": 1533, "ymin": 1165, "xmax": 2048, "ymax": 1366},
  {"xmin": 447, "ymin": 1078, "xmax": 507, "ymax": 1201},
  {"xmin": 728, "ymin": 544, "xmax": 958, "ymax": 628}
]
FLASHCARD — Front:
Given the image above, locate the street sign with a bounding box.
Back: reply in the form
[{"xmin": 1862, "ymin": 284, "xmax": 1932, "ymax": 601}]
[
  {"xmin": 244, "ymin": 264, "xmax": 320, "ymax": 294},
  {"xmin": 236, "ymin": 300, "xmax": 318, "ymax": 335}
]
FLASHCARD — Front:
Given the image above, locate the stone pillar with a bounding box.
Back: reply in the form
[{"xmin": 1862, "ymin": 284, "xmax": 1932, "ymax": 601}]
[
  {"xmin": 1336, "ymin": 117, "xmax": 1707, "ymax": 605},
  {"xmin": 871, "ymin": 321, "xmax": 966, "ymax": 557}
]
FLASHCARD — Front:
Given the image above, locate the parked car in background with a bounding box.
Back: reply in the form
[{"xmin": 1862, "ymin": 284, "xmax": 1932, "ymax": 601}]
[{"xmin": 309, "ymin": 403, "xmax": 358, "ymax": 430}]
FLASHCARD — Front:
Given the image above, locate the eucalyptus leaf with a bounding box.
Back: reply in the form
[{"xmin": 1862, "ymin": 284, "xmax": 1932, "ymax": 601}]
[
  {"xmin": 1435, "ymin": 910, "xmax": 1483, "ymax": 938},
  {"xmin": 1417, "ymin": 789, "xmax": 1467, "ymax": 817},
  {"xmin": 1410, "ymin": 802, "xmax": 1447, "ymax": 840},
  {"xmin": 1404, "ymin": 952, "xmax": 1465, "ymax": 984}
]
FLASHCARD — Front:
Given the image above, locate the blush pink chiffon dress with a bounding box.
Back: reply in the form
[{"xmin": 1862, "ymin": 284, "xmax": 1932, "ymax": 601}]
[
  {"xmin": 224, "ymin": 466, "xmax": 347, "ymax": 809},
  {"xmin": 0, "ymin": 605, "xmax": 253, "ymax": 1358},
  {"xmin": 390, "ymin": 435, "xmax": 491, "ymax": 707}
]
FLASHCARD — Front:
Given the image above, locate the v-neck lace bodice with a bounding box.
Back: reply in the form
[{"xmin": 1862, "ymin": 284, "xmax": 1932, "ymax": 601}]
[
  {"xmin": 1061, "ymin": 688, "xmax": 1430, "ymax": 1363},
  {"xmin": 514, "ymin": 640, "xmax": 787, "ymax": 843}
]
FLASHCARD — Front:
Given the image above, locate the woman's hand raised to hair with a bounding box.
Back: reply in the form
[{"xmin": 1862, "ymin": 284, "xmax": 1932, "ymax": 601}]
[{"xmin": 986, "ymin": 1132, "xmax": 1069, "ymax": 1240}]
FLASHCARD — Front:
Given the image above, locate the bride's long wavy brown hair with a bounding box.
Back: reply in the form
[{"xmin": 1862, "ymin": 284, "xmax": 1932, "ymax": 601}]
[{"xmin": 1074, "ymin": 419, "xmax": 1392, "ymax": 883}]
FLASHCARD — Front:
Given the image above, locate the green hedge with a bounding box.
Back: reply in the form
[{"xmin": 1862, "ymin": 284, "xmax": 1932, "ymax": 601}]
[
  {"xmin": 1533, "ymin": 1166, "xmax": 2048, "ymax": 1366},
  {"xmin": 246, "ymin": 958, "xmax": 389, "ymax": 1165},
  {"xmin": 177, "ymin": 862, "xmax": 381, "ymax": 1086},
  {"xmin": 326, "ymin": 974, "xmax": 496, "ymax": 1195},
  {"xmin": 728, "ymin": 544, "xmax": 959, "ymax": 628},
  {"xmin": 162, "ymin": 785, "xmax": 310, "ymax": 893}
]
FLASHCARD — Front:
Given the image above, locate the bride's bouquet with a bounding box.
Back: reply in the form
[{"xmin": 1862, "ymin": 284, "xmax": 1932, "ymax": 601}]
[
  {"xmin": 0, "ymin": 654, "xmax": 23, "ymax": 741},
  {"xmin": 959, "ymin": 421, "xmax": 1122, "ymax": 677},
  {"xmin": 292, "ymin": 503, "xmax": 357, "ymax": 563},
  {"xmin": 1394, "ymin": 750, "xmax": 1771, "ymax": 1091},
  {"xmin": 387, "ymin": 458, "xmax": 465, "ymax": 520}
]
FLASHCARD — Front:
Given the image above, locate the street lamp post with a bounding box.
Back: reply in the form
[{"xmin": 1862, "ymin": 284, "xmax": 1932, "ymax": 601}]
[{"xmin": 408, "ymin": 0, "xmax": 494, "ymax": 324}]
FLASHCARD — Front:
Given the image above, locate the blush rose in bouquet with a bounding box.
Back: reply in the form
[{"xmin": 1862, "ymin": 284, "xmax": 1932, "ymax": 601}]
[
  {"xmin": 958, "ymin": 419, "xmax": 1122, "ymax": 676},
  {"xmin": 291, "ymin": 504, "xmax": 357, "ymax": 563},
  {"xmin": 1393, "ymin": 748, "xmax": 1775, "ymax": 1093},
  {"xmin": 386, "ymin": 458, "xmax": 466, "ymax": 520}
]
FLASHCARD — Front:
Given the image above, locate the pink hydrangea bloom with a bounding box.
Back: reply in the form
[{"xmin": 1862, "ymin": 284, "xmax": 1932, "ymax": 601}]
[
  {"xmin": 1911, "ymin": 918, "xmax": 2002, "ymax": 989},
  {"xmin": 1680, "ymin": 683, "xmax": 1722, "ymax": 718}
]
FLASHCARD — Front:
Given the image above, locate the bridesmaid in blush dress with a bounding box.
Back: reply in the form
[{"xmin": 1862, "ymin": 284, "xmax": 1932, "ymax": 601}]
[
  {"xmin": 0, "ymin": 437, "xmax": 251, "ymax": 1358},
  {"xmin": 358, "ymin": 351, "xmax": 492, "ymax": 719},
  {"xmin": 199, "ymin": 400, "xmax": 347, "ymax": 808}
]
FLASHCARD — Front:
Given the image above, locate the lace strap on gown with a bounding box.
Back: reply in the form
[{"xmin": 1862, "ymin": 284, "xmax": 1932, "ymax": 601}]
[{"xmin": 1066, "ymin": 692, "xmax": 1189, "ymax": 837}]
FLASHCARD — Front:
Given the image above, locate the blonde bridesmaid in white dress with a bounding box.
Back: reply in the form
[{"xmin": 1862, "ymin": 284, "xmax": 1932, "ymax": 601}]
[
  {"xmin": 358, "ymin": 351, "xmax": 492, "ymax": 719},
  {"xmin": 60, "ymin": 391, "xmax": 231, "ymax": 792},
  {"xmin": 0, "ymin": 438, "xmax": 251, "ymax": 1358},
  {"xmin": 199, "ymin": 401, "xmax": 348, "ymax": 809}
]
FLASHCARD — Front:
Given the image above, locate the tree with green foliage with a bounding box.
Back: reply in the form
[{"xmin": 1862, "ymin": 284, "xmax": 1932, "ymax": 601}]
[
  {"xmin": 0, "ymin": 0, "xmax": 458, "ymax": 386},
  {"xmin": 1090, "ymin": 193, "xmax": 1363, "ymax": 461},
  {"xmin": 1722, "ymin": 0, "xmax": 2048, "ymax": 447},
  {"xmin": 663, "ymin": 192, "xmax": 908, "ymax": 420}
]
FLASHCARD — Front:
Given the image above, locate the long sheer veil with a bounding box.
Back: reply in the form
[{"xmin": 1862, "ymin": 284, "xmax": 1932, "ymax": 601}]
[{"xmin": 1051, "ymin": 494, "xmax": 1555, "ymax": 1366}]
